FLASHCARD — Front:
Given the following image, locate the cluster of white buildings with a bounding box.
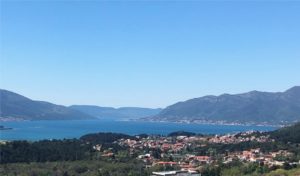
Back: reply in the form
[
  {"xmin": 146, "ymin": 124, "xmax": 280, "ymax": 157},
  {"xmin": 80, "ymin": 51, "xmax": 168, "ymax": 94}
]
[{"xmin": 92, "ymin": 131, "xmax": 299, "ymax": 175}]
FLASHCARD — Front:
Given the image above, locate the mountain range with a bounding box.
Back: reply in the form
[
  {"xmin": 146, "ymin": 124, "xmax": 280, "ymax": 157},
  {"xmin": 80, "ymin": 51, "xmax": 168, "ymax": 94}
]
[
  {"xmin": 147, "ymin": 86, "xmax": 300, "ymax": 125},
  {"xmin": 1, "ymin": 86, "xmax": 300, "ymax": 124},
  {"xmin": 69, "ymin": 105, "xmax": 161, "ymax": 120},
  {"xmin": 0, "ymin": 89, "xmax": 161, "ymax": 120}
]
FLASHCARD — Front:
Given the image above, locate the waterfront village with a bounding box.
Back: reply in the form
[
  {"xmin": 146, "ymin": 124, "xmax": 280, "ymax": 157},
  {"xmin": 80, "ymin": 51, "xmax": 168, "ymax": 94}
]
[{"xmin": 92, "ymin": 131, "xmax": 300, "ymax": 176}]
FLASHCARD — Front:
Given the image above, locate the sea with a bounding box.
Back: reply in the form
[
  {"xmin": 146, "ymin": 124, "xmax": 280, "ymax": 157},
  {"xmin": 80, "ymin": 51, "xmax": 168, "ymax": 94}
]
[{"xmin": 0, "ymin": 120, "xmax": 277, "ymax": 141}]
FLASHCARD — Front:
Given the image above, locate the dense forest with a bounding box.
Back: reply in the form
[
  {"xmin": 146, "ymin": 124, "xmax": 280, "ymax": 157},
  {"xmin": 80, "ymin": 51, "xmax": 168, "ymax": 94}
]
[
  {"xmin": 0, "ymin": 133, "xmax": 134, "ymax": 164},
  {"xmin": 270, "ymin": 122, "xmax": 300, "ymax": 144}
]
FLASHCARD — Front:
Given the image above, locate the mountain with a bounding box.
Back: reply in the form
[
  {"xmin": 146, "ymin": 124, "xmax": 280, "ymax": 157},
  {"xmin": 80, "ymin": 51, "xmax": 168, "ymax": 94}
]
[
  {"xmin": 69, "ymin": 105, "xmax": 162, "ymax": 120},
  {"xmin": 0, "ymin": 89, "xmax": 95, "ymax": 120},
  {"xmin": 148, "ymin": 86, "xmax": 300, "ymax": 125}
]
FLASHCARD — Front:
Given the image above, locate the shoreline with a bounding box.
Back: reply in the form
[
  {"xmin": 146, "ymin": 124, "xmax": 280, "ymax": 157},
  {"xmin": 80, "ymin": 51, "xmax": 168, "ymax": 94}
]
[
  {"xmin": 134, "ymin": 119, "xmax": 284, "ymax": 128},
  {"xmin": 1, "ymin": 118, "xmax": 283, "ymax": 127}
]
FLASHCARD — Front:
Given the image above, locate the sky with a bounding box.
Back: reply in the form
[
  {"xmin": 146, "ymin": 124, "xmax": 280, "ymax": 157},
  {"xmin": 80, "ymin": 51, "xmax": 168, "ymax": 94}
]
[{"xmin": 1, "ymin": 1, "xmax": 300, "ymax": 108}]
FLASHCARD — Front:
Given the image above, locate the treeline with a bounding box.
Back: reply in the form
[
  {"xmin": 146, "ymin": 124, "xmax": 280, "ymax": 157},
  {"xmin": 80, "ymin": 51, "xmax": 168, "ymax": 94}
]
[
  {"xmin": 270, "ymin": 122, "xmax": 300, "ymax": 144},
  {"xmin": 1, "ymin": 160, "xmax": 150, "ymax": 176},
  {"xmin": 0, "ymin": 139, "xmax": 92, "ymax": 163},
  {"xmin": 168, "ymin": 131, "xmax": 197, "ymax": 137},
  {"xmin": 0, "ymin": 132, "xmax": 133, "ymax": 164},
  {"xmin": 80, "ymin": 132, "xmax": 136, "ymax": 144}
]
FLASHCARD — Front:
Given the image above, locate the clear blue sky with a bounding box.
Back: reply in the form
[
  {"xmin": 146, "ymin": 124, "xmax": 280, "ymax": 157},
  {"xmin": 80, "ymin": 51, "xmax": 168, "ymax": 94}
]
[{"xmin": 1, "ymin": 1, "xmax": 299, "ymax": 108}]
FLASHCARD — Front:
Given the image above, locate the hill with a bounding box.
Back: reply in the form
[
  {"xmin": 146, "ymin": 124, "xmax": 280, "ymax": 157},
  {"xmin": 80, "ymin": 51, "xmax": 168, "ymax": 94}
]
[
  {"xmin": 270, "ymin": 122, "xmax": 300, "ymax": 143},
  {"xmin": 148, "ymin": 86, "xmax": 300, "ymax": 125},
  {"xmin": 69, "ymin": 105, "xmax": 161, "ymax": 120},
  {"xmin": 0, "ymin": 89, "xmax": 95, "ymax": 120},
  {"xmin": 80, "ymin": 132, "xmax": 136, "ymax": 144}
]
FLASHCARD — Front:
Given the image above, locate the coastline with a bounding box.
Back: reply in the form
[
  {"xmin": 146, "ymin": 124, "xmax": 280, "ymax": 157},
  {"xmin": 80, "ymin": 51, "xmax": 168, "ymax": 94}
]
[{"xmin": 136, "ymin": 119, "xmax": 284, "ymax": 128}]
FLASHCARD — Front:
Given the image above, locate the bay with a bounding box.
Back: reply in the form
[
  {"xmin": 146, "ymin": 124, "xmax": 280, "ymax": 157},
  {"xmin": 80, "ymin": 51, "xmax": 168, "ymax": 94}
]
[{"xmin": 0, "ymin": 120, "xmax": 277, "ymax": 141}]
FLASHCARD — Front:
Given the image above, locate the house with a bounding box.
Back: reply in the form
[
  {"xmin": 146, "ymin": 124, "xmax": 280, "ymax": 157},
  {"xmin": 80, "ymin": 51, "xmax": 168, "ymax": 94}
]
[
  {"xmin": 156, "ymin": 161, "xmax": 178, "ymax": 166},
  {"xmin": 152, "ymin": 171, "xmax": 177, "ymax": 176},
  {"xmin": 194, "ymin": 156, "xmax": 211, "ymax": 163},
  {"xmin": 152, "ymin": 170, "xmax": 200, "ymax": 176},
  {"xmin": 101, "ymin": 152, "xmax": 114, "ymax": 157}
]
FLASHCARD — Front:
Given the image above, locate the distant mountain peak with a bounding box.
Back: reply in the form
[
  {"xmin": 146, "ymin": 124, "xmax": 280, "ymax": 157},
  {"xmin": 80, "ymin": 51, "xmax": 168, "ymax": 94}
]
[
  {"xmin": 285, "ymin": 86, "xmax": 300, "ymax": 93},
  {"xmin": 0, "ymin": 89, "xmax": 31, "ymax": 102}
]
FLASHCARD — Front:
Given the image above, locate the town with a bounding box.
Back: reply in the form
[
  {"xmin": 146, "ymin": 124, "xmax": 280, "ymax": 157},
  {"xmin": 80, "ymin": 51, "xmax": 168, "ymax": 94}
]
[{"xmin": 92, "ymin": 131, "xmax": 300, "ymax": 176}]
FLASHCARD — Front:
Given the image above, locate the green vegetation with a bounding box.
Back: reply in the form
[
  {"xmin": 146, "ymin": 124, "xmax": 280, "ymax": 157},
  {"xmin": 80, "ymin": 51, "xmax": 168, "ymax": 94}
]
[
  {"xmin": 266, "ymin": 167, "xmax": 300, "ymax": 176},
  {"xmin": 270, "ymin": 122, "xmax": 300, "ymax": 144},
  {"xmin": 0, "ymin": 139, "xmax": 92, "ymax": 163},
  {"xmin": 3, "ymin": 160, "xmax": 298, "ymax": 176},
  {"xmin": 0, "ymin": 160, "xmax": 147, "ymax": 176},
  {"xmin": 80, "ymin": 132, "xmax": 136, "ymax": 144},
  {"xmin": 220, "ymin": 162, "xmax": 270, "ymax": 176},
  {"xmin": 0, "ymin": 133, "xmax": 135, "ymax": 164},
  {"xmin": 1, "ymin": 123, "xmax": 300, "ymax": 176}
]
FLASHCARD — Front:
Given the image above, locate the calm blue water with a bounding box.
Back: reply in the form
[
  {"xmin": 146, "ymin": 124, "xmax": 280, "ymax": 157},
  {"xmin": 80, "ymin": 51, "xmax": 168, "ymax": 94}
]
[{"xmin": 0, "ymin": 120, "xmax": 277, "ymax": 141}]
